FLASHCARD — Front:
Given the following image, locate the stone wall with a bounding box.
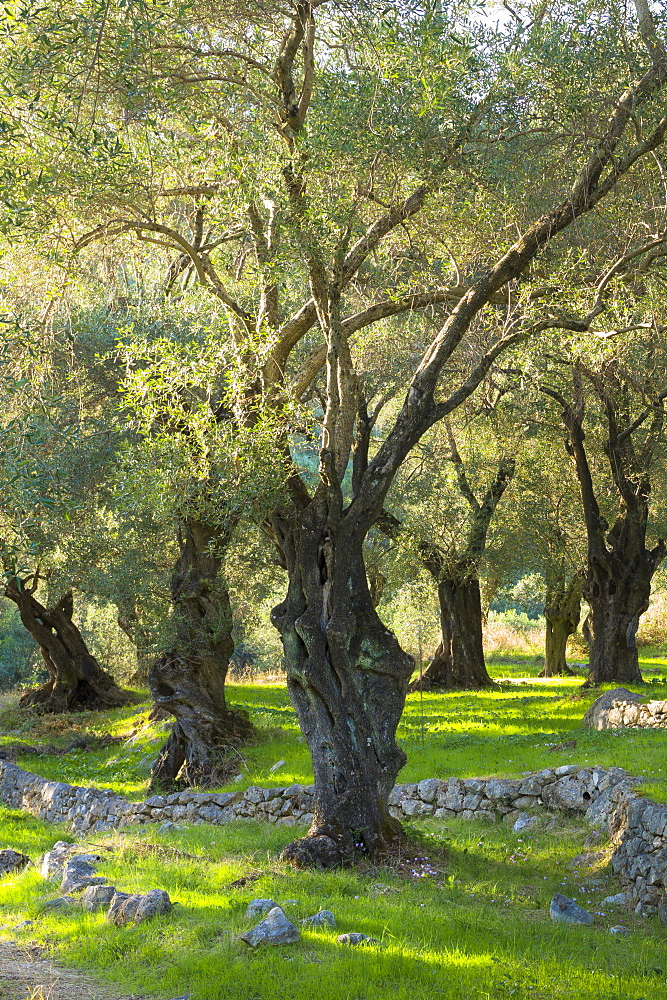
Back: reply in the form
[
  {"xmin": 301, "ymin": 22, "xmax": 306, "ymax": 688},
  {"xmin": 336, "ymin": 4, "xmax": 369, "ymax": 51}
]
[
  {"xmin": 608, "ymin": 790, "xmax": 667, "ymax": 916},
  {"xmin": 584, "ymin": 687, "xmax": 667, "ymax": 730},
  {"xmin": 0, "ymin": 759, "xmax": 634, "ymax": 835},
  {"xmin": 387, "ymin": 765, "xmax": 634, "ymax": 823},
  {"xmin": 1, "ymin": 758, "xmax": 666, "ymax": 914}
]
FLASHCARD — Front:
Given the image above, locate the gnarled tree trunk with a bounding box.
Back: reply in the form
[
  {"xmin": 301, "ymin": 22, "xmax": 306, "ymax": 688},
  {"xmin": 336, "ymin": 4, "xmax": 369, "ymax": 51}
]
[
  {"xmin": 583, "ymin": 553, "xmax": 654, "ymax": 685},
  {"xmin": 410, "ymin": 574, "xmax": 493, "ymax": 690},
  {"xmin": 148, "ymin": 519, "xmax": 253, "ymax": 791},
  {"xmin": 546, "ymin": 371, "xmax": 667, "ymax": 687},
  {"xmin": 5, "ymin": 581, "xmax": 134, "ymax": 712},
  {"xmin": 271, "ymin": 499, "xmax": 413, "ymax": 868},
  {"xmin": 540, "ymin": 568, "xmax": 582, "ymax": 677}
]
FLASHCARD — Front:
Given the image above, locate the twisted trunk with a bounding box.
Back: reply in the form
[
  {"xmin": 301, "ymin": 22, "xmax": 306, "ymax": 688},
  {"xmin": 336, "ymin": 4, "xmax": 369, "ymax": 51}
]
[
  {"xmin": 548, "ymin": 373, "xmax": 667, "ymax": 686},
  {"xmin": 583, "ymin": 552, "xmax": 655, "ymax": 685},
  {"xmin": 540, "ymin": 569, "xmax": 582, "ymax": 677},
  {"xmin": 5, "ymin": 582, "xmax": 134, "ymax": 712},
  {"xmin": 271, "ymin": 498, "xmax": 413, "ymax": 867},
  {"xmin": 410, "ymin": 575, "xmax": 493, "ymax": 690},
  {"xmin": 149, "ymin": 519, "xmax": 252, "ymax": 790}
]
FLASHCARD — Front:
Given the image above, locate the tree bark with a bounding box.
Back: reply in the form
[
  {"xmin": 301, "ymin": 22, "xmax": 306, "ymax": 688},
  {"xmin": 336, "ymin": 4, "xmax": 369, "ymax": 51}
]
[
  {"xmin": 540, "ymin": 568, "xmax": 582, "ymax": 677},
  {"xmin": 4, "ymin": 581, "xmax": 135, "ymax": 712},
  {"xmin": 116, "ymin": 604, "xmax": 152, "ymax": 686},
  {"xmin": 544, "ymin": 371, "xmax": 667, "ymax": 686},
  {"xmin": 409, "ymin": 575, "xmax": 493, "ymax": 690},
  {"xmin": 148, "ymin": 518, "xmax": 253, "ymax": 791},
  {"xmin": 270, "ymin": 499, "xmax": 413, "ymax": 868},
  {"xmin": 583, "ymin": 554, "xmax": 653, "ymax": 685}
]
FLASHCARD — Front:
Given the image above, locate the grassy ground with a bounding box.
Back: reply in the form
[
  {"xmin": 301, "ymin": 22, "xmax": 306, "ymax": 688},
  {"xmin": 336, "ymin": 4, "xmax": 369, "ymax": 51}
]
[
  {"xmin": 0, "ymin": 652, "xmax": 666, "ymax": 999},
  {"xmin": 2, "ymin": 809, "xmax": 667, "ymax": 1000},
  {"xmin": 5, "ymin": 651, "xmax": 665, "ymax": 804}
]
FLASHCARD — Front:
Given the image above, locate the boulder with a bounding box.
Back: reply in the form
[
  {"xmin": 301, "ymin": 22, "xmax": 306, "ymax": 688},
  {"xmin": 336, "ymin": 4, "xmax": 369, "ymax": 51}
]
[
  {"xmin": 107, "ymin": 892, "xmax": 143, "ymax": 926},
  {"xmin": 61, "ymin": 864, "xmax": 107, "ymax": 893},
  {"xmin": 0, "ymin": 849, "xmax": 31, "ymax": 875},
  {"xmin": 134, "ymin": 889, "xmax": 173, "ymax": 924},
  {"xmin": 549, "ymin": 893, "xmax": 594, "ymax": 925},
  {"xmin": 41, "ymin": 896, "xmax": 76, "ymax": 910},
  {"xmin": 107, "ymin": 889, "xmax": 172, "ymax": 926},
  {"xmin": 417, "ymin": 779, "xmax": 442, "ymax": 803},
  {"xmin": 584, "ymin": 688, "xmax": 641, "ymax": 730},
  {"xmin": 542, "ymin": 775, "xmax": 592, "ymax": 813},
  {"xmin": 240, "ymin": 906, "xmax": 300, "ymax": 946}
]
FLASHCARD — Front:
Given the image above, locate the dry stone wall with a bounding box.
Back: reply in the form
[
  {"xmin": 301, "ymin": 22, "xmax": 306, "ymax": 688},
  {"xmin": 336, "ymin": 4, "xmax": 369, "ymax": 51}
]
[
  {"xmin": 584, "ymin": 687, "xmax": 667, "ymax": 730},
  {"xmin": 1, "ymin": 758, "xmax": 666, "ymax": 914},
  {"xmin": 608, "ymin": 790, "xmax": 667, "ymax": 916}
]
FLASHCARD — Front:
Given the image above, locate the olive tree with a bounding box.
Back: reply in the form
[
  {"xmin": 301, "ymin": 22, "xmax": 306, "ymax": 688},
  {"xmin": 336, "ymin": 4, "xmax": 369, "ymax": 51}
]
[{"xmin": 4, "ymin": 0, "xmax": 667, "ymax": 861}]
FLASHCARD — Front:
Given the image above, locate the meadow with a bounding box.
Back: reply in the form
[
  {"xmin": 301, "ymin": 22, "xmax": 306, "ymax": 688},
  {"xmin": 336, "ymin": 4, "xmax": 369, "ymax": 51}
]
[{"xmin": 0, "ymin": 652, "xmax": 666, "ymax": 999}]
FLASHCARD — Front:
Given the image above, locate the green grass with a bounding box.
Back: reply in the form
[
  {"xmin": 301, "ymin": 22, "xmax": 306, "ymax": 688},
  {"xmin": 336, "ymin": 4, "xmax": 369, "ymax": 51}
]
[
  {"xmin": 3, "ymin": 650, "xmax": 667, "ymax": 805},
  {"xmin": 1, "ymin": 655, "xmax": 667, "ymax": 998},
  {"xmin": 0, "ymin": 813, "xmax": 666, "ymax": 1000}
]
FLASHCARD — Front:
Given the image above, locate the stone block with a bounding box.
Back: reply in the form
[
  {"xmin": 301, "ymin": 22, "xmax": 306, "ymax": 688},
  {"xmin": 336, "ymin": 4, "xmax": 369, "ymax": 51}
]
[
  {"xmin": 514, "ymin": 795, "xmax": 539, "ymax": 808},
  {"xmin": 245, "ymin": 786, "xmax": 268, "ymax": 804},
  {"xmin": 519, "ymin": 777, "xmax": 543, "ymax": 796},
  {"xmin": 417, "ymin": 779, "xmax": 442, "ymax": 803},
  {"xmin": 437, "ymin": 778, "xmax": 463, "ymax": 811},
  {"xmin": 401, "ymin": 799, "xmax": 433, "ymax": 817},
  {"xmin": 463, "ymin": 779, "xmax": 486, "ymax": 793}
]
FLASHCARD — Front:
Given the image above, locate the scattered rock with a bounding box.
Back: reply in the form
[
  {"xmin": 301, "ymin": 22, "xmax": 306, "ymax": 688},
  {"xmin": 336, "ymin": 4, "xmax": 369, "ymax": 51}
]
[
  {"xmin": 549, "ymin": 894, "xmax": 594, "ymax": 925},
  {"xmin": 0, "ymin": 850, "xmax": 31, "ymax": 876},
  {"xmin": 244, "ymin": 899, "xmax": 277, "ymax": 919},
  {"xmin": 80, "ymin": 884, "xmax": 117, "ymax": 912},
  {"xmin": 134, "ymin": 889, "xmax": 173, "ymax": 924},
  {"xmin": 41, "ymin": 896, "xmax": 76, "ymax": 910},
  {"xmin": 240, "ymin": 906, "xmax": 300, "ymax": 947},
  {"xmin": 107, "ymin": 892, "xmax": 143, "ymax": 926},
  {"xmin": 13, "ymin": 920, "xmax": 34, "ymax": 930},
  {"xmin": 40, "ymin": 842, "xmax": 78, "ymax": 879},
  {"xmin": 159, "ymin": 822, "xmax": 184, "ymax": 833},
  {"xmin": 513, "ymin": 812, "xmax": 536, "ymax": 832},
  {"xmin": 302, "ymin": 909, "xmax": 336, "ymax": 928},
  {"xmin": 59, "ymin": 853, "xmax": 106, "ymax": 894},
  {"xmin": 584, "ymin": 829, "xmax": 603, "ymax": 848},
  {"xmin": 61, "ymin": 870, "xmax": 108, "ymax": 894},
  {"xmin": 337, "ymin": 932, "xmax": 381, "ymax": 946},
  {"xmin": 601, "ymin": 893, "xmax": 627, "ymax": 907},
  {"xmin": 609, "ymin": 925, "xmax": 631, "ymax": 935},
  {"xmin": 107, "ymin": 889, "xmax": 172, "ymax": 926}
]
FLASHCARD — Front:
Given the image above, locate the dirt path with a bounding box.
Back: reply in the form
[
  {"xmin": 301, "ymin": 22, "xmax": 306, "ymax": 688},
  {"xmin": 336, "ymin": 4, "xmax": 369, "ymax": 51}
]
[{"xmin": 0, "ymin": 939, "xmax": 150, "ymax": 1000}]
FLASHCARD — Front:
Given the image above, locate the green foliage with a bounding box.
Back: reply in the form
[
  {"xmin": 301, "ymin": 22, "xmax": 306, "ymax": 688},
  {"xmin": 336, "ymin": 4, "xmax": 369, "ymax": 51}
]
[{"xmin": 0, "ymin": 603, "xmax": 42, "ymax": 690}]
